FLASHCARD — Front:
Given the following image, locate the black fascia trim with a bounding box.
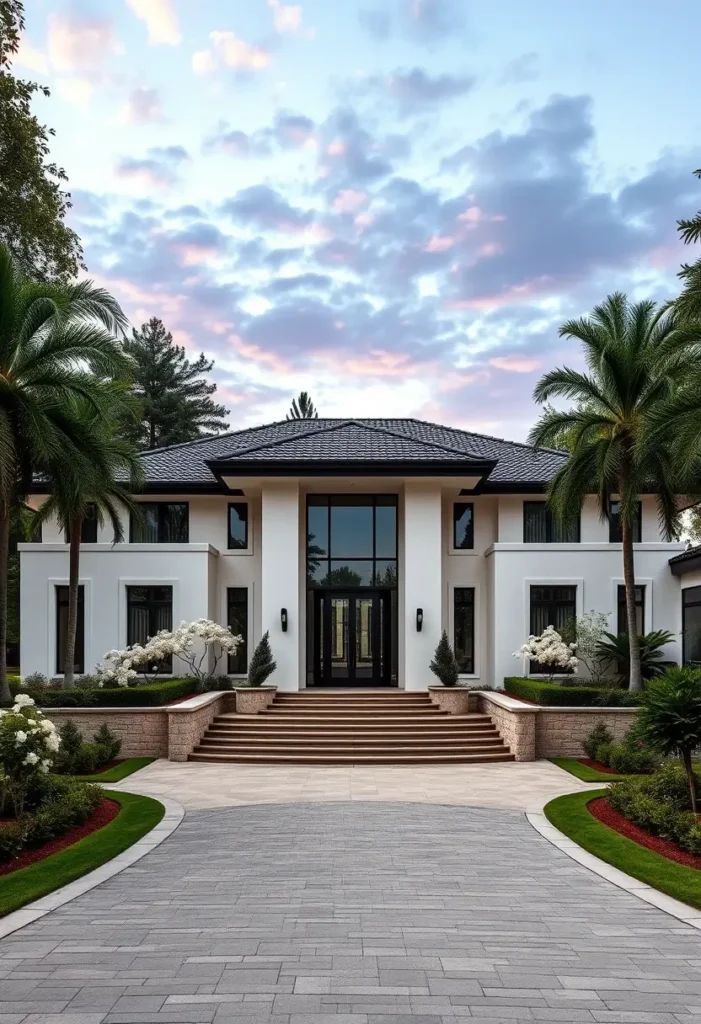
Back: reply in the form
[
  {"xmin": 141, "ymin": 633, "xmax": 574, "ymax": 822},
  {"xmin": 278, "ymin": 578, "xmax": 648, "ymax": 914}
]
[
  {"xmin": 480, "ymin": 481, "xmax": 549, "ymax": 494},
  {"xmin": 671, "ymin": 554, "xmax": 701, "ymax": 576},
  {"xmin": 29, "ymin": 480, "xmax": 234, "ymax": 496},
  {"xmin": 208, "ymin": 457, "xmax": 497, "ymax": 482}
]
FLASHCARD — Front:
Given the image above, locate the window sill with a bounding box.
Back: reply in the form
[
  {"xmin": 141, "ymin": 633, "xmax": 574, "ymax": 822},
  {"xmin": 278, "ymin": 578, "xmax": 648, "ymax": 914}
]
[
  {"xmin": 222, "ymin": 549, "xmax": 253, "ymax": 557},
  {"xmin": 448, "ymin": 548, "xmax": 477, "ymax": 556}
]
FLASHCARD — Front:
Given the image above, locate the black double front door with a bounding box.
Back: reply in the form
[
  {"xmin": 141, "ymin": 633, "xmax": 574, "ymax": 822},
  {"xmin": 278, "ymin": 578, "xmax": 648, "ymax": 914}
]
[{"xmin": 312, "ymin": 590, "xmax": 393, "ymax": 686}]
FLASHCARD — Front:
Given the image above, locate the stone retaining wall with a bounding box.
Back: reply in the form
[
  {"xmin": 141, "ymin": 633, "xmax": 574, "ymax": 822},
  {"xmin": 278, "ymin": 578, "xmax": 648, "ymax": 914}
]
[
  {"xmin": 44, "ymin": 708, "xmax": 169, "ymax": 758},
  {"xmin": 477, "ymin": 693, "xmax": 537, "ymax": 761},
  {"xmin": 167, "ymin": 693, "xmax": 231, "ymax": 761}
]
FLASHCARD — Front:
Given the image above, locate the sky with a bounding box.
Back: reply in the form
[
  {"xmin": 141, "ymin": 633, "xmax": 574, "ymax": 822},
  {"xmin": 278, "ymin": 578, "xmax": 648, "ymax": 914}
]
[{"xmin": 16, "ymin": 0, "xmax": 701, "ymax": 441}]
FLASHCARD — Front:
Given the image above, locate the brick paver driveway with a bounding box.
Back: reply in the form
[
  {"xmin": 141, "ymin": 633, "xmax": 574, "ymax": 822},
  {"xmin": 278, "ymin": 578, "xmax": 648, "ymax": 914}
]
[{"xmin": 2, "ymin": 801, "xmax": 701, "ymax": 1023}]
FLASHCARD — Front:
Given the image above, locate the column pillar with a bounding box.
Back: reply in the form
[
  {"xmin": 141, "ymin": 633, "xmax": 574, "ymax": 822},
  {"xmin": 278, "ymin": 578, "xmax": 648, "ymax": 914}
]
[
  {"xmin": 261, "ymin": 482, "xmax": 300, "ymax": 691},
  {"xmin": 403, "ymin": 484, "xmax": 442, "ymax": 690}
]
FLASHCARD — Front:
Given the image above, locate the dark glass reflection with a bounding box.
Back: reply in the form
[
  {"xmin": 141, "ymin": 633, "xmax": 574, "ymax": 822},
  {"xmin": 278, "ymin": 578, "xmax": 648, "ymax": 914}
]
[
  {"xmin": 375, "ymin": 504, "xmax": 397, "ymax": 557},
  {"xmin": 330, "ymin": 504, "xmax": 373, "ymax": 557}
]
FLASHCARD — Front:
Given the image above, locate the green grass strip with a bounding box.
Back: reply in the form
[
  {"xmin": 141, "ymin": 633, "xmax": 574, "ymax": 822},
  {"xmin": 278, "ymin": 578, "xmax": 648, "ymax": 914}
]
[
  {"xmin": 0, "ymin": 791, "xmax": 165, "ymax": 918},
  {"xmin": 544, "ymin": 788, "xmax": 701, "ymax": 911},
  {"xmin": 73, "ymin": 757, "xmax": 156, "ymax": 783},
  {"xmin": 549, "ymin": 756, "xmax": 635, "ymax": 782}
]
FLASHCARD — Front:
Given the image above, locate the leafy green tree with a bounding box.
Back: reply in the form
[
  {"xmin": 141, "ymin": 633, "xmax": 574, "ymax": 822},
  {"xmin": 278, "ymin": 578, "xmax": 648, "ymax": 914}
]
[
  {"xmin": 247, "ymin": 631, "xmax": 276, "ymax": 687},
  {"xmin": 529, "ymin": 294, "xmax": 701, "ymax": 691},
  {"xmin": 677, "ymin": 168, "xmax": 701, "ymax": 319},
  {"xmin": 429, "ymin": 630, "xmax": 459, "ymax": 687},
  {"xmin": 121, "ymin": 318, "xmax": 229, "ymax": 449},
  {"xmin": 287, "ymin": 391, "xmax": 318, "ymax": 419},
  {"xmin": 35, "ymin": 411, "xmax": 143, "ymax": 687},
  {"xmin": 637, "ymin": 667, "xmax": 701, "ymax": 812},
  {"xmin": 596, "ymin": 630, "xmax": 675, "ymax": 685},
  {"xmin": 0, "ymin": 242, "xmax": 129, "ymax": 702},
  {"xmin": 0, "ymin": 1, "xmax": 83, "ymax": 280}
]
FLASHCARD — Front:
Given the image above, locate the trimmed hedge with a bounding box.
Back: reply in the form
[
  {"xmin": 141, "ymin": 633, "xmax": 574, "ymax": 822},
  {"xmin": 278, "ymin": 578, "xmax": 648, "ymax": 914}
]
[
  {"xmin": 504, "ymin": 676, "xmax": 642, "ymax": 707},
  {"xmin": 8, "ymin": 677, "xmax": 195, "ymax": 708},
  {"xmin": 608, "ymin": 762, "xmax": 701, "ymax": 855},
  {"xmin": 0, "ymin": 777, "xmax": 103, "ymax": 862}
]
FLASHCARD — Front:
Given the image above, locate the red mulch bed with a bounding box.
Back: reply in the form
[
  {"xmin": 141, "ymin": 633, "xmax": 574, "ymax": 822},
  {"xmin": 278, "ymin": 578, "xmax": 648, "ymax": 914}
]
[
  {"xmin": 579, "ymin": 758, "xmax": 621, "ymax": 774},
  {"xmin": 0, "ymin": 798, "xmax": 120, "ymax": 876},
  {"xmin": 588, "ymin": 796, "xmax": 701, "ymax": 869}
]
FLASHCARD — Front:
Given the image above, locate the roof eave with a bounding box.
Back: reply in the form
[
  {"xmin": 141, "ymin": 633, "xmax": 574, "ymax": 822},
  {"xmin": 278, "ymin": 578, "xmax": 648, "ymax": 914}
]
[{"xmin": 207, "ymin": 457, "xmax": 497, "ymax": 488}]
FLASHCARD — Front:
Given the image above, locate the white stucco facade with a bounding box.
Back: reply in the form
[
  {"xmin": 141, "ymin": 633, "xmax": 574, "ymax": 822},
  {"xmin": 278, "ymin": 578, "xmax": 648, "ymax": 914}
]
[{"xmin": 19, "ymin": 484, "xmax": 688, "ymax": 687}]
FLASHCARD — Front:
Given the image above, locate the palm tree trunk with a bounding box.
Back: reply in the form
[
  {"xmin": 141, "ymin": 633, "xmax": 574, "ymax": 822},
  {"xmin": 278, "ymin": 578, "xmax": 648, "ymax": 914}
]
[
  {"xmin": 683, "ymin": 747, "xmax": 698, "ymax": 814},
  {"xmin": 63, "ymin": 516, "xmax": 82, "ymax": 689},
  {"xmin": 0, "ymin": 499, "xmax": 10, "ymax": 704},
  {"xmin": 622, "ymin": 515, "xmax": 642, "ymax": 691}
]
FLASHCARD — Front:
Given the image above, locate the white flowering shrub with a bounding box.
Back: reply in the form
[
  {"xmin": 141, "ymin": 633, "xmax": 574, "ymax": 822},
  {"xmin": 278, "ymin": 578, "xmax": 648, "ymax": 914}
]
[
  {"xmin": 513, "ymin": 625, "xmax": 578, "ymax": 679},
  {"xmin": 574, "ymin": 610, "xmax": 610, "ymax": 680},
  {"xmin": 0, "ymin": 695, "xmax": 61, "ymax": 817},
  {"xmin": 97, "ymin": 619, "xmax": 242, "ymax": 691}
]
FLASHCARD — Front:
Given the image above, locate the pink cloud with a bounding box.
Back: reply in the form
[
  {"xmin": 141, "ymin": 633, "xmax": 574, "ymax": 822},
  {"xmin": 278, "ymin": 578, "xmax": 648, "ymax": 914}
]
[
  {"xmin": 193, "ymin": 31, "xmax": 270, "ymax": 74},
  {"xmin": 230, "ymin": 335, "xmax": 294, "ymax": 374},
  {"xmin": 333, "ymin": 189, "xmax": 367, "ymax": 213},
  {"xmin": 489, "ymin": 355, "xmax": 541, "ymax": 373},
  {"xmin": 126, "ymin": 0, "xmax": 181, "ymax": 45},
  {"xmin": 122, "ymin": 87, "xmax": 165, "ymax": 124},
  {"xmin": 268, "ymin": 0, "xmax": 303, "ymax": 33},
  {"xmin": 425, "ymin": 234, "xmax": 455, "ymax": 253},
  {"xmin": 47, "ymin": 13, "xmax": 120, "ymax": 75}
]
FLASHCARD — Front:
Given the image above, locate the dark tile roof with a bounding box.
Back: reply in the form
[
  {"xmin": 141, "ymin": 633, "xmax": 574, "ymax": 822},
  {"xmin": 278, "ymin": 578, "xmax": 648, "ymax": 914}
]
[
  {"xmin": 137, "ymin": 418, "xmax": 568, "ymax": 487},
  {"xmin": 669, "ymin": 545, "xmax": 701, "ymax": 566}
]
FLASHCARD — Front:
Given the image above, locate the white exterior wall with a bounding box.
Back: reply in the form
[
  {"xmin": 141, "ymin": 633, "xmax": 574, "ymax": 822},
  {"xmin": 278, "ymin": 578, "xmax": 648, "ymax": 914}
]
[
  {"xmin": 260, "ymin": 483, "xmax": 300, "ymax": 690},
  {"xmin": 403, "ymin": 485, "xmax": 442, "ymax": 690}
]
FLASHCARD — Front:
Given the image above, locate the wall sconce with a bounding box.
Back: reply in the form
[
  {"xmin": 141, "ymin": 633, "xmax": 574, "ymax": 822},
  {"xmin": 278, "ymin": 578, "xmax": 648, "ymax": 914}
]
[
  {"xmin": 281, "ymin": 608, "xmax": 288, "ymax": 633},
  {"xmin": 416, "ymin": 608, "xmax": 423, "ymax": 632}
]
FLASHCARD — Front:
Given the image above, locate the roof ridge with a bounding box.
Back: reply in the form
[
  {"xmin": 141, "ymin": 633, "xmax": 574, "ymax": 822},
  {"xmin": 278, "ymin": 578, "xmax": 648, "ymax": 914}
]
[
  {"xmin": 403, "ymin": 417, "xmax": 569, "ymax": 458},
  {"xmin": 138, "ymin": 419, "xmax": 302, "ymax": 459},
  {"xmin": 345, "ymin": 419, "xmax": 483, "ymax": 460},
  {"xmin": 213, "ymin": 419, "xmax": 354, "ymax": 458}
]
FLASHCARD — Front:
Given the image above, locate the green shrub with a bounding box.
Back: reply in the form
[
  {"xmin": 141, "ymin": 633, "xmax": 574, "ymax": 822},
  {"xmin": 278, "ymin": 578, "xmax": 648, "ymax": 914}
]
[
  {"xmin": 607, "ymin": 741, "xmax": 660, "ymax": 775},
  {"xmin": 595, "ymin": 740, "xmax": 613, "ymax": 765},
  {"xmin": 0, "ymin": 779, "xmax": 103, "ymax": 863},
  {"xmin": 582, "ymin": 722, "xmax": 614, "ymax": 760},
  {"xmin": 430, "ymin": 631, "xmax": 459, "ymax": 687},
  {"xmin": 93, "ymin": 724, "xmax": 121, "ymax": 762},
  {"xmin": 53, "ymin": 723, "xmax": 120, "ymax": 775},
  {"xmin": 0, "ymin": 821, "xmax": 26, "ymax": 861},
  {"xmin": 607, "ymin": 762, "xmax": 701, "ymax": 856},
  {"xmin": 504, "ymin": 677, "xmax": 643, "ymax": 707},
  {"xmin": 10, "ymin": 677, "xmax": 195, "ymax": 708},
  {"xmin": 59, "ymin": 721, "xmax": 82, "ymax": 756}
]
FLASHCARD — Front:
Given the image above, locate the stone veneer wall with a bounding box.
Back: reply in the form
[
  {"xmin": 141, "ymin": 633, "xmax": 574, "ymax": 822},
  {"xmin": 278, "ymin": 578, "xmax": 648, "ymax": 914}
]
[
  {"xmin": 477, "ymin": 693, "xmax": 536, "ymax": 761},
  {"xmin": 44, "ymin": 708, "xmax": 169, "ymax": 758},
  {"xmin": 535, "ymin": 708, "xmax": 637, "ymax": 758},
  {"xmin": 167, "ymin": 693, "xmax": 232, "ymax": 761}
]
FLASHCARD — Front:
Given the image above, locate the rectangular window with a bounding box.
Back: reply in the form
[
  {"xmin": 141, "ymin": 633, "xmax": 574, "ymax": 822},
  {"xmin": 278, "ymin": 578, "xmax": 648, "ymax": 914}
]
[
  {"xmin": 609, "ymin": 501, "xmax": 642, "ymax": 543},
  {"xmin": 227, "ymin": 503, "xmax": 249, "ymax": 550},
  {"xmin": 683, "ymin": 586, "xmax": 701, "ymax": 665},
  {"xmin": 130, "ymin": 503, "xmax": 188, "ymax": 543},
  {"xmin": 56, "ymin": 585, "xmax": 84, "ymax": 675},
  {"xmin": 126, "ymin": 586, "xmax": 173, "ymax": 672},
  {"xmin": 453, "ymin": 503, "xmax": 474, "ymax": 550},
  {"xmin": 453, "ymin": 587, "xmax": 475, "ymax": 673},
  {"xmin": 64, "ymin": 504, "xmax": 98, "ymax": 544},
  {"xmin": 523, "ymin": 502, "xmax": 580, "ymax": 543},
  {"xmin": 529, "ymin": 585, "xmax": 577, "ymax": 673},
  {"xmin": 306, "ymin": 496, "xmax": 398, "ymax": 588},
  {"xmin": 227, "ymin": 588, "xmax": 248, "ymax": 674},
  {"xmin": 617, "ymin": 584, "xmax": 645, "ymax": 636}
]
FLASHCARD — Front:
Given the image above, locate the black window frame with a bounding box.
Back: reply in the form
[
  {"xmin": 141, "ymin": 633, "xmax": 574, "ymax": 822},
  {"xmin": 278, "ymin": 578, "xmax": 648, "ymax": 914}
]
[
  {"xmin": 126, "ymin": 585, "xmax": 174, "ymax": 673},
  {"xmin": 130, "ymin": 502, "xmax": 189, "ymax": 543},
  {"xmin": 452, "ymin": 503, "xmax": 474, "ymax": 550},
  {"xmin": 617, "ymin": 584, "xmax": 645, "ymax": 636},
  {"xmin": 523, "ymin": 502, "xmax": 580, "ymax": 543},
  {"xmin": 683, "ymin": 587, "xmax": 701, "ymax": 665},
  {"xmin": 227, "ymin": 502, "xmax": 249, "ymax": 550},
  {"xmin": 306, "ymin": 495, "xmax": 398, "ymax": 589},
  {"xmin": 453, "ymin": 586, "xmax": 475, "ymax": 674},
  {"xmin": 56, "ymin": 584, "xmax": 84, "ymax": 675},
  {"xmin": 609, "ymin": 501, "xmax": 642, "ymax": 543},
  {"xmin": 64, "ymin": 504, "xmax": 98, "ymax": 544},
  {"xmin": 227, "ymin": 587, "xmax": 248, "ymax": 674},
  {"xmin": 528, "ymin": 585, "xmax": 577, "ymax": 674}
]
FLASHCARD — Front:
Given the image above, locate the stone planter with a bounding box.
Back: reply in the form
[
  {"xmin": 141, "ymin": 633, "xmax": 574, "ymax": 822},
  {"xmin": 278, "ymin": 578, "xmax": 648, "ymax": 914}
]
[
  {"xmin": 428, "ymin": 686, "xmax": 473, "ymax": 715},
  {"xmin": 235, "ymin": 686, "xmax": 277, "ymax": 715}
]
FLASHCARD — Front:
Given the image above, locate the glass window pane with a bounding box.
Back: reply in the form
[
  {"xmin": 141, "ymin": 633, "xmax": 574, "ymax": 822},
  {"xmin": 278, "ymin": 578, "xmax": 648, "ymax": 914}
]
[
  {"xmin": 163, "ymin": 504, "xmax": 188, "ymax": 543},
  {"xmin": 307, "ymin": 504, "xmax": 328, "ymax": 557},
  {"xmin": 132, "ymin": 504, "xmax": 159, "ymax": 543},
  {"xmin": 127, "ymin": 586, "xmax": 173, "ymax": 672},
  {"xmin": 551, "ymin": 515, "xmax": 579, "ymax": 543},
  {"xmin": 308, "ymin": 559, "xmax": 329, "ymax": 587},
  {"xmin": 609, "ymin": 501, "xmax": 641, "ymax": 543},
  {"xmin": 454, "ymin": 587, "xmax": 474, "ymax": 673},
  {"xmin": 327, "ymin": 561, "xmax": 374, "ymax": 586},
  {"xmin": 82, "ymin": 505, "xmax": 98, "ymax": 543},
  {"xmin": 227, "ymin": 588, "xmax": 248, "ymax": 674},
  {"xmin": 524, "ymin": 503, "xmax": 548, "ymax": 542},
  {"xmin": 228, "ymin": 503, "xmax": 248, "ymax": 549},
  {"xmin": 617, "ymin": 585, "xmax": 645, "ymax": 635},
  {"xmin": 375, "ymin": 503, "xmax": 397, "ymax": 557},
  {"xmin": 330, "ymin": 504, "xmax": 373, "ymax": 557},
  {"xmin": 373, "ymin": 561, "xmax": 397, "ymax": 587},
  {"xmin": 453, "ymin": 503, "xmax": 474, "ymax": 549},
  {"xmin": 56, "ymin": 585, "xmax": 84, "ymax": 674},
  {"xmin": 683, "ymin": 588, "xmax": 701, "ymax": 663}
]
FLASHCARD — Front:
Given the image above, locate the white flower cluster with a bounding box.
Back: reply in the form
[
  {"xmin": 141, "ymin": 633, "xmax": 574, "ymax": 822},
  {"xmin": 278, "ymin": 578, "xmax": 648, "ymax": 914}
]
[
  {"xmin": 513, "ymin": 625, "xmax": 579, "ymax": 675},
  {"xmin": 97, "ymin": 619, "xmax": 242, "ymax": 688},
  {"xmin": 0, "ymin": 694, "xmax": 60, "ymax": 785}
]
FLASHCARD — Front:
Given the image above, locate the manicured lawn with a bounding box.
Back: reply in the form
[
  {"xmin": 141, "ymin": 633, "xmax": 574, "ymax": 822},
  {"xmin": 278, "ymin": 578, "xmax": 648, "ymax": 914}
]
[
  {"xmin": 73, "ymin": 757, "xmax": 156, "ymax": 783},
  {"xmin": 0, "ymin": 791, "xmax": 164, "ymax": 917},
  {"xmin": 550, "ymin": 757, "xmax": 638, "ymax": 782},
  {"xmin": 544, "ymin": 788, "xmax": 701, "ymax": 911}
]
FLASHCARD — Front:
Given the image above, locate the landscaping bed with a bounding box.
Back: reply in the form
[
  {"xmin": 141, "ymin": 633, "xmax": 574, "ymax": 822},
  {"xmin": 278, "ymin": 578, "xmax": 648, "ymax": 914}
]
[
  {"xmin": 9, "ymin": 677, "xmax": 197, "ymax": 708},
  {"xmin": 505, "ymin": 676, "xmax": 641, "ymax": 707},
  {"xmin": 0, "ymin": 797, "xmax": 120, "ymax": 876},
  {"xmin": 589, "ymin": 795, "xmax": 701, "ymax": 869}
]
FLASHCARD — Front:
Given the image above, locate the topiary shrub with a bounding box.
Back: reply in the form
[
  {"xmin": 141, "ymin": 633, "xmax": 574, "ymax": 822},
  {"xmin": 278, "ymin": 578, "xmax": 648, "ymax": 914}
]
[
  {"xmin": 430, "ymin": 631, "xmax": 459, "ymax": 687},
  {"xmin": 247, "ymin": 632, "xmax": 277, "ymax": 687},
  {"xmin": 582, "ymin": 722, "xmax": 614, "ymax": 760},
  {"xmin": 93, "ymin": 723, "xmax": 121, "ymax": 763}
]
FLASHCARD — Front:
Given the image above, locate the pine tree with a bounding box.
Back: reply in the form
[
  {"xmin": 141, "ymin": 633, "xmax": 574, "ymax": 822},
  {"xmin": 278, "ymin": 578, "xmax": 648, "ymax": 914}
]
[
  {"xmin": 287, "ymin": 391, "xmax": 318, "ymax": 420},
  {"xmin": 247, "ymin": 631, "xmax": 277, "ymax": 687},
  {"xmin": 430, "ymin": 631, "xmax": 459, "ymax": 687},
  {"xmin": 122, "ymin": 318, "xmax": 230, "ymax": 450}
]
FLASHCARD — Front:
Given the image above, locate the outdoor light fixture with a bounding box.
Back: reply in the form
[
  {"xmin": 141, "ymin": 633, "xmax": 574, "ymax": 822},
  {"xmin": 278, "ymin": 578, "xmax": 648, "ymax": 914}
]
[
  {"xmin": 281, "ymin": 608, "xmax": 288, "ymax": 632},
  {"xmin": 416, "ymin": 608, "xmax": 423, "ymax": 632}
]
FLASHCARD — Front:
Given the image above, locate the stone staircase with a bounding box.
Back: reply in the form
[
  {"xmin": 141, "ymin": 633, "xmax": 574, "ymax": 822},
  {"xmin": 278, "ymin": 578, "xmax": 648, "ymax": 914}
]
[{"xmin": 189, "ymin": 690, "xmax": 514, "ymax": 765}]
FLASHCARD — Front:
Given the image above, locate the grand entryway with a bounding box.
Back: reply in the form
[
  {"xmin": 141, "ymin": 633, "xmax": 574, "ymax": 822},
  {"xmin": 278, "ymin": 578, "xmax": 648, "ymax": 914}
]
[{"xmin": 311, "ymin": 590, "xmax": 393, "ymax": 686}]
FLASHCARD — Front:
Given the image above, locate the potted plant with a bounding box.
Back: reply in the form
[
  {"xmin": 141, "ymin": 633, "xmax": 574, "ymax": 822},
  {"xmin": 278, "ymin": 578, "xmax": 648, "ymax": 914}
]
[
  {"xmin": 235, "ymin": 632, "xmax": 278, "ymax": 714},
  {"xmin": 428, "ymin": 631, "xmax": 472, "ymax": 714}
]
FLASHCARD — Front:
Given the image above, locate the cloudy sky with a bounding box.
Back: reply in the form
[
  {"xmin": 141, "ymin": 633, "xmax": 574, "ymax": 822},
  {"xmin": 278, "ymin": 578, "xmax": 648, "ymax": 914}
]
[{"xmin": 18, "ymin": 0, "xmax": 701, "ymax": 439}]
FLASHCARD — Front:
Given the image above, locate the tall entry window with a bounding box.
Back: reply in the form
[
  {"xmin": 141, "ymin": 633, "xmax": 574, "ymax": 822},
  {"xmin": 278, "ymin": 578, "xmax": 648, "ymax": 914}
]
[
  {"xmin": 617, "ymin": 585, "xmax": 645, "ymax": 636},
  {"xmin": 227, "ymin": 588, "xmax": 248, "ymax": 674},
  {"xmin": 529, "ymin": 585, "xmax": 576, "ymax": 674},
  {"xmin": 683, "ymin": 587, "xmax": 701, "ymax": 665},
  {"xmin": 127, "ymin": 586, "xmax": 173, "ymax": 672},
  {"xmin": 56, "ymin": 585, "xmax": 84, "ymax": 674},
  {"xmin": 307, "ymin": 495, "xmax": 397, "ymax": 588},
  {"xmin": 453, "ymin": 587, "xmax": 475, "ymax": 673}
]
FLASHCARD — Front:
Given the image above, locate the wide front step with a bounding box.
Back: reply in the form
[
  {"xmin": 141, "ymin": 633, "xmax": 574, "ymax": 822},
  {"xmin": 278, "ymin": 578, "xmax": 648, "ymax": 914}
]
[
  {"xmin": 188, "ymin": 750, "xmax": 514, "ymax": 764},
  {"xmin": 199, "ymin": 734, "xmax": 504, "ymax": 749}
]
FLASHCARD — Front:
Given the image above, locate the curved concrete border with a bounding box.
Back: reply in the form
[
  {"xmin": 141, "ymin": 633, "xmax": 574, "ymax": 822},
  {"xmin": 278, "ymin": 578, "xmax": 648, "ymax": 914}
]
[
  {"xmin": 527, "ymin": 807, "xmax": 701, "ymax": 930},
  {"xmin": 0, "ymin": 795, "xmax": 185, "ymax": 940}
]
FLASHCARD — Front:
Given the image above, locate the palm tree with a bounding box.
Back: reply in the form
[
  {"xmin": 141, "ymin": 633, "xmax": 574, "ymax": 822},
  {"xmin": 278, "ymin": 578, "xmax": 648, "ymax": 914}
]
[
  {"xmin": 0, "ymin": 243, "xmax": 129, "ymax": 702},
  {"xmin": 637, "ymin": 668, "xmax": 701, "ymax": 812},
  {"xmin": 677, "ymin": 168, "xmax": 701, "ymax": 319},
  {"xmin": 35, "ymin": 411, "xmax": 143, "ymax": 687},
  {"xmin": 529, "ymin": 293, "xmax": 701, "ymax": 691},
  {"xmin": 287, "ymin": 391, "xmax": 318, "ymax": 419}
]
